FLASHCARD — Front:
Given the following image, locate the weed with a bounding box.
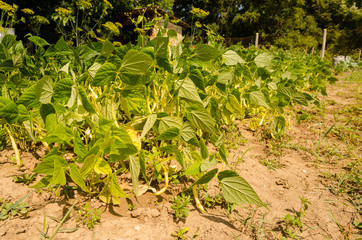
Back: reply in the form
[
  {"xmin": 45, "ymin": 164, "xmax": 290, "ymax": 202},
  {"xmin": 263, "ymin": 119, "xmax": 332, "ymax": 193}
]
[
  {"xmin": 281, "ymin": 196, "xmax": 311, "ymax": 239},
  {"xmin": 75, "ymin": 202, "xmax": 101, "ymax": 230},
  {"xmin": 259, "ymin": 158, "xmax": 284, "ymax": 170},
  {"xmin": 172, "ymin": 227, "xmax": 198, "ymax": 240},
  {"xmin": 171, "ymin": 193, "xmax": 191, "ymax": 220},
  {"xmin": 0, "ymin": 191, "xmax": 33, "ymax": 221},
  {"xmin": 13, "ymin": 173, "xmax": 37, "ymax": 185}
]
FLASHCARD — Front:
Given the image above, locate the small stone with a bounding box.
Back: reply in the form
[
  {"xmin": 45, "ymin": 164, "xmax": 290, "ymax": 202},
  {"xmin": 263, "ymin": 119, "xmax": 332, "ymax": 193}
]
[
  {"xmin": 16, "ymin": 228, "xmax": 26, "ymax": 234},
  {"xmin": 131, "ymin": 208, "xmax": 143, "ymax": 218}
]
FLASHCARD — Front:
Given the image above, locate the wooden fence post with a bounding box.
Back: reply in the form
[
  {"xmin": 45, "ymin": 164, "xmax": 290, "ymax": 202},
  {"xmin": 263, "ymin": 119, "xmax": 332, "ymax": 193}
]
[
  {"xmin": 255, "ymin": 32, "xmax": 259, "ymax": 48},
  {"xmin": 321, "ymin": 28, "xmax": 327, "ymax": 58}
]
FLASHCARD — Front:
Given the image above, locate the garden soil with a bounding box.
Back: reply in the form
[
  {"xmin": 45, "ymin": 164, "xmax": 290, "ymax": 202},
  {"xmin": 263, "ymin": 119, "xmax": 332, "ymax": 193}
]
[{"xmin": 0, "ymin": 73, "xmax": 360, "ymax": 240}]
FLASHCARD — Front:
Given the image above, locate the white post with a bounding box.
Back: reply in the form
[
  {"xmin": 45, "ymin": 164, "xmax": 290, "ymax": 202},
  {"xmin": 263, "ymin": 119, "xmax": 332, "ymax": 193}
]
[
  {"xmin": 255, "ymin": 32, "xmax": 259, "ymax": 48},
  {"xmin": 321, "ymin": 28, "xmax": 327, "ymax": 58}
]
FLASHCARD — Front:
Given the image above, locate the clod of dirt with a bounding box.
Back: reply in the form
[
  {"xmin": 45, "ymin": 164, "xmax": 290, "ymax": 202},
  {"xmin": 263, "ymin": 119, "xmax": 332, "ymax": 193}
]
[
  {"xmin": 275, "ymin": 178, "xmax": 290, "ymax": 189},
  {"xmin": 131, "ymin": 207, "xmax": 160, "ymax": 219}
]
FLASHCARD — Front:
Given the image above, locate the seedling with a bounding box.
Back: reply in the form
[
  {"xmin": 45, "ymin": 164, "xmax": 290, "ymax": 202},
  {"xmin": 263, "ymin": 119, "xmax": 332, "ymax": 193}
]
[
  {"xmin": 13, "ymin": 173, "xmax": 37, "ymax": 185},
  {"xmin": 75, "ymin": 202, "xmax": 101, "ymax": 230},
  {"xmin": 281, "ymin": 196, "xmax": 311, "ymax": 239},
  {"xmin": 0, "ymin": 191, "xmax": 33, "ymax": 221},
  {"xmin": 171, "ymin": 193, "xmax": 191, "ymax": 220}
]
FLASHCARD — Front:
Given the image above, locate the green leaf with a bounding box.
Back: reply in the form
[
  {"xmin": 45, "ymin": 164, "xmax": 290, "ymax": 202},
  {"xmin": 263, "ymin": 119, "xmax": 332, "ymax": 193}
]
[
  {"xmin": 17, "ymin": 104, "xmax": 28, "ymax": 122},
  {"xmin": 219, "ymin": 144, "xmax": 228, "ymax": 164},
  {"xmin": 53, "ymin": 78, "xmax": 73, "ymax": 102},
  {"xmin": 270, "ymin": 115, "xmax": 286, "ymax": 138},
  {"xmin": 249, "ymin": 91, "xmax": 269, "ymax": 109},
  {"xmin": 50, "ymin": 166, "xmax": 66, "ymax": 185},
  {"xmin": 27, "ymin": 36, "xmax": 50, "ymax": 48},
  {"xmin": 218, "ymin": 71, "xmax": 233, "ymax": 85},
  {"xmin": 200, "ymin": 138, "xmax": 208, "ymax": 159},
  {"xmin": 200, "ymin": 155, "xmax": 217, "ymax": 172},
  {"xmin": 101, "ymin": 40, "xmax": 115, "ymax": 58},
  {"xmin": 189, "ymin": 68, "xmax": 205, "ymax": 91},
  {"xmin": 92, "ymin": 62, "xmax": 118, "ymax": 86},
  {"xmin": 180, "ymin": 122, "xmax": 196, "ymax": 142},
  {"xmin": 129, "ymin": 155, "xmax": 140, "ymax": 196},
  {"xmin": 254, "ymin": 52, "xmax": 274, "ymax": 68},
  {"xmin": 175, "ymin": 78, "xmax": 202, "ymax": 103},
  {"xmin": 293, "ymin": 91, "xmax": 308, "ymax": 106},
  {"xmin": 33, "ymin": 155, "xmax": 59, "ymax": 175},
  {"xmin": 183, "ymin": 161, "xmax": 201, "ymax": 176},
  {"xmin": 139, "ymin": 150, "xmax": 147, "ymax": 181},
  {"xmin": 94, "ymin": 158, "xmax": 112, "ymax": 175},
  {"xmin": 140, "ymin": 114, "xmax": 157, "ymax": 139},
  {"xmin": 155, "ymin": 127, "xmax": 180, "ymax": 140},
  {"xmin": 0, "ymin": 97, "xmax": 18, "ymax": 123},
  {"xmin": 16, "ymin": 85, "xmax": 38, "ymax": 107},
  {"xmin": 69, "ymin": 163, "xmax": 89, "ymax": 192},
  {"xmin": 189, "ymin": 109, "xmax": 215, "ymax": 134},
  {"xmin": 223, "ymin": 50, "xmax": 246, "ymax": 65},
  {"xmin": 195, "ymin": 168, "xmax": 218, "ymax": 185},
  {"xmin": 218, "ymin": 170, "xmax": 264, "ymax": 206},
  {"xmin": 121, "ymin": 50, "xmax": 153, "ymax": 74},
  {"xmin": 35, "ymin": 76, "xmax": 53, "ymax": 104},
  {"xmin": 74, "ymin": 131, "xmax": 87, "ymax": 157},
  {"xmin": 194, "ymin": 44, "xmax": 222, "ymax": 62},
  {"xmin": 80, "ymin": 154, "xmax": 97, "ymax": 176},
  {"xmin": 110, "ymin": 173, "xmax": 129, "ymax": 198},
  {"xmin": 159, "ymin": 116, "xmax": 183, "ymax": 134},
  {"xmin": 153, "ymin": 37, "xmax": 169, "ymax": 59},
  {"xmin": 77, "ymin": 86, "xmax": 96, "ymax": 114}
]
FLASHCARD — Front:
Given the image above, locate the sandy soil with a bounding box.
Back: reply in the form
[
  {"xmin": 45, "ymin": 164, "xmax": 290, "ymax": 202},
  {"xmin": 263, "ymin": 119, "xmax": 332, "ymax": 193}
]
[{"xmin": 0, "ymin": 72, "xmax": 361, "ymax": 240}]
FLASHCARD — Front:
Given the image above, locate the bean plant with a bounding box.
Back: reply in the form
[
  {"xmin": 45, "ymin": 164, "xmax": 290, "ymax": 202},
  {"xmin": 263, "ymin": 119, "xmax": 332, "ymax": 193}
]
[{"xmin": 0, "ymin": 25, "xmax": 336, "ymax": 211}]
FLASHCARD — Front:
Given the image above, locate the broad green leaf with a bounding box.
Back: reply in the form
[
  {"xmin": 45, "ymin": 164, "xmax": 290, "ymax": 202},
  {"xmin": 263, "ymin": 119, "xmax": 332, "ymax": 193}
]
[
  {"xmin": 293, "ymin": 91, "xmax": 308, "ymax": 106},
  {"xmin": 94, "ymin": 158, "xmax": 112, "ymax": 175},
  {"xmin": 130, "ymin": 155, "xmax": 140, "ymax": 196},
  {"xmin": 159, "ymin": 116, "xmax": 183, "ymax": 134},
  {"xmin": 218, "ymin": 170, "xmax": 264, "ymax": 206},
  {"xmin": 249, "ymin": 91, "xmax": 269, "ymax": 109},
  {"xmin": 53, "ymin": 78, "xmax": 73, "ymax": 102},
  {"xmin": 121, "ymin": 50, "xmax": 153, "ymax": 74},
  {"xmin": 80, "ymin": 154, "xmax": 97, "ymax": 176},
  {"xmin": 92, "ymin": 62, "xmax": 118, "ymax": 86},
  {"xmin": 223, "ymin": 50, "xmax": 246, "ymax": 65},
  {"xmin": 219, "ymin": 144, "xmax": 228, "ymax": 164},
  {"xmin": 140, "ymin": 114, "xmax": 157, "ymax": 139},
  {"xmin": 200, "ymin": 138, "xmax": 208, "ymax": 159},
  {"xmin": 195, "ymin": 168, "xmax": 218, "ymax": 185},
  {"xmin": 153, "ymin": 37, "xmax": 169, "ymax": 59},
  {"xmin": 254, "ymin": 52, "xmax": 273, "ymax": 68},
  {"xmin": 74, "ymin": 131, "xmax": 87, "ymax": 157},
  {"xmin": 16, "ymin": 85, "xmax": 38, "ymax": 107},
  {"xmin": 278, "ymin": 87, "xmax": 294, "ymax": 100},
  {"xmin": 77, "ymin": 86, "xmax": 96, "ymax": 114},
  {"xmin": 50, "ymin": 166, "xmax": 66, "ymax": 186},
  {"xmin": 183, "ymin": 161, "xmax": 201, "ymax": 176},
  {"xmin": 180, "ymin": 122, "xmax": 196, "ymax": 142},
  {"xmin": 228, "ymin": 94, "xmax": 243, "ymax": 114},
  {"xmin": 175, "ymin": 78, "xmax": 202, "ymax": 103},
  {"xmin": 218, "ymin": 71, "xmax": 233, "ymax": 85},
  {"xmin": 200, "ymin": 155, "xmax": 217, "ymax": 172},
  {"xmin": 35, "ymin": 76, "xmax": 53, "ymax": 104},
  {"xmin": 270, "ymin": 115, "xmax": 286, "ymax": 138},
  {"xmin": 30, "ymin": 176, "xmax": 51, "ymax": 188},
  {"xmin": 27, "ymin": 36, "xmax": 49, "ymax": 48},
  {"xmin": 60, "ymin": 62, "xmax": 70, "ymax": 74},
  {"xmin": 17, "ymin": 104, "xmax": 28, "ymax": 122},
  {"xmin": 101, "ymin": 40, "xmax": 115, "ymax": 58},
  {"xmin": 194, "ymin": 44, "xmax": 222, "ymax": 62},
  {"xmin": 189, "ymin": 68, "xmax": 205, "ymax": 91},
  {"xmin": 189, "ymin": 109, "xmax": 215, "ymax": 134},
  {"xmin": 110, "ymin": 173, "xmax": 129, "ymax": 198},
  {"xmin": 155, "ymin": 127, "xmax": 180, "ymax": 140},
  {"xmin": 0, "ymin": 97, "xmax": 18, "ymax": 123},
  {"xmin": 42, "ymin": 124, "xmax": 73, "ymax": 145},
  {"xmin": 69, "ymin": 163, "xmax": 89, "ymax": 192},
  {"xmin": 33, "ymin": 155, "xmax": 59, "ymax": 175}
]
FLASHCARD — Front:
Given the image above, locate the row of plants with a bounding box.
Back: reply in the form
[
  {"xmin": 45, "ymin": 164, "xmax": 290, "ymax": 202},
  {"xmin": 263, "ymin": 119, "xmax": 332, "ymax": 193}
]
[{"xmin": 0, "ymin": 25, "xmax": 336, "ymax": 211}]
